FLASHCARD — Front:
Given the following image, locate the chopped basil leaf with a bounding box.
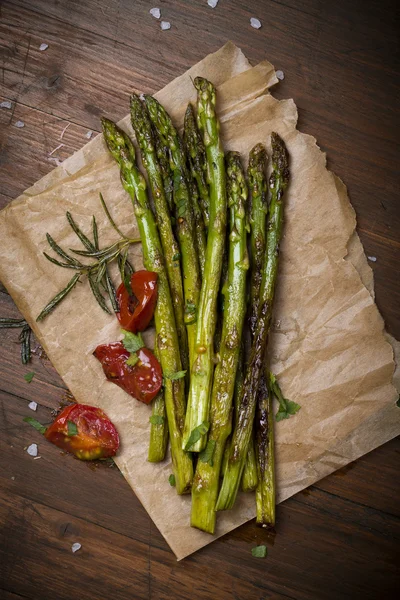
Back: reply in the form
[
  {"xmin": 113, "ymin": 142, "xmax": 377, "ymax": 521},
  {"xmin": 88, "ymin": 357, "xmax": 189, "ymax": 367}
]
[
  {"xmin": 126, "ymin": 352, "xmax": 139, "ymax": 367},
  {"xmin": 164, "ymin": 370, "xmax": 186, "ymax": 381},
  {"xmin": 149, "ymin": 415, "xmax": 164, "ymax": 426},
  {"xmin": 24, "ymin": 371, "xmax": 35, "ymax": 383},
  {"xmin": 251, "ymin": 545, "xmax": 268, "ymax": 558},
  {"xmin": 199, "ymin": 439, "xmax": 216, "ymax": 466},
  {"xmin": 184, "ymin": 421, "xmax": 209, "ymax": 450},
  {"xmin": 23, "ymin": 417, "xmax": 47, "ymax": 435},
  {"xmin": 67, "ymin": 420, "xmax": 78, "ymax": 436},
  {"xmin": 168, "ymin": 474, "xmax": 176, "ymax": 487},
  {"xmin": 121, "ymin": 330, "xmax": 144, "ymax": 353}
]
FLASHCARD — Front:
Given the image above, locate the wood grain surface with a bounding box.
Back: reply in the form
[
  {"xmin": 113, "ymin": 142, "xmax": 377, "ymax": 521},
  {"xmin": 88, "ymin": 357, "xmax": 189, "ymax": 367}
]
[{"xmin": 0, "ymin": 1, "xmax": 399, "ymax": 598}]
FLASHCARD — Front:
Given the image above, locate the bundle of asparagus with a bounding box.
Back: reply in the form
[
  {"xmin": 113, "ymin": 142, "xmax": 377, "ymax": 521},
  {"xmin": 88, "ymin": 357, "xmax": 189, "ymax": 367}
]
[{"xmin": 102, "ymin": 77, "xmax": 296, "ymax": 534}]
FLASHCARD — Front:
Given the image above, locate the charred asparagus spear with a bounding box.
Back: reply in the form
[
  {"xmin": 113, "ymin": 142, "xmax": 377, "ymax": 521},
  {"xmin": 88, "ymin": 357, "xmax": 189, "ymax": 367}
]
[
  {"xmin": 241, "ymin": 143, "xmax": 269, "ymax": 492},
  {"xmin": 216, "ymin": 132, "xmax": 289, "ymax": 510},
  {"xmin": 102, "ymin": 118, "xmax": 193, "ymax": 494},
  {"xmin": 148, "ymin": 343, "xmax": 168, "ymax": 463},
  {"xmin": 130, "ymin": 94, "xmax": 189, "ymax": 378},
  {"xmin": 144, "ymin": 95, "xmax": 202, "ymax": 368},
  {"xmin": 184, "ymin": 103, "xmax": 210, "ymax": 228},
  {"xmin": 191, "ymin": 152, "xmax": 249, "ymax": 533},
  {"xmin": 255, "ymin": 373, "xmax": 275, "ymax": 526},
  {"xmin": 183, "ymin": 78, "xmax": 228, "ymax": 452}
]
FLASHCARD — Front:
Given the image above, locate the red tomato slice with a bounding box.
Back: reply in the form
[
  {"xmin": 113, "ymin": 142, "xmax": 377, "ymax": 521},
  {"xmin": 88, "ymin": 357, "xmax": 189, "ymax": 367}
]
[
  {"xmin": 116, "ymin": 271, "xmax": 158, "ymax": 333},
  {"xmin": 44, "ymin": 404, "xmax": 120, "ymax": 460},
  {"xmin": 93, "ymin": 342, "xmax": 162, "ymax": 405}
]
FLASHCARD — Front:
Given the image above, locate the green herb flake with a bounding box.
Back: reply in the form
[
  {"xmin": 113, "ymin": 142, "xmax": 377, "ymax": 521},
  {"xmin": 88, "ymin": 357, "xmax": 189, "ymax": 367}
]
[
  {"xmin": 164, "ymin": 370, "xmax": 187, "ymax": 381},
  {"xmin": 149, "ymin": 415, "xmax": 165, "ymax": 426},
  {"xmin": 67, "ymin": 420, "xmax": 78, "ymax": 436},
  {"xmin": 24, "ymin": 417, "xmax": 47, "ymax": 435},
  {"xmin": 269, "ymin": 372, "xmax": 300, "ymax": 422},
  {"xmin": 251, "ymin": 545, "xmax": 268, "ymax": 558},
  {"xmin": 168, "ymin": 474, "xmax": 176, "ymax": 487},
  {"xmin": 199, "ymin": 439, "xmax": 216, "ymax": 466},
  {"xmin": 121, "ymin": 330, "xmax": 144, "ymax": 354},
  {"xmin": 172, "ymin": 252, "xmax": 180, "ymax": 262},
  {"xmin": 126, "ymin": 353, "xmax": 139, "ymax": 367},
  {"xmin": 24, "ymin": 372, "xmax": 35, "ymax": 383},
  {"xmin": 184, "ymin": 421, "xmax": 210, "ymax": 450}
]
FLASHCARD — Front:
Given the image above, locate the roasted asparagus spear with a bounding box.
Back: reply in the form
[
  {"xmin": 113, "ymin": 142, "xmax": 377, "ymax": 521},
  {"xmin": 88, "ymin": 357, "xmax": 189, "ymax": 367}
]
[
  {"xmin": 191, "ymin": 152, "xmax": 249, "ymax": 532},
  {"xmin": 216, "ymin": 132, "xmax": 289, "ymax": 510},
  {"xmin": 183, "ymin": 78, "xmax": 227, "ymax": 452},
  {"xmin": 102, "ymin": 118, "xmax": 193, "ymax": 494}
]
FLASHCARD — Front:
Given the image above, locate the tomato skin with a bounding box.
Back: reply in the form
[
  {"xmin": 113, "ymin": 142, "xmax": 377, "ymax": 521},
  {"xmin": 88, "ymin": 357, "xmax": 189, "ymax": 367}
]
[
  {"xmin": 116, "ymin": 271, "xmax": 158, "ymax": 333},
  {"xmin": 44, "ymin": 404, "xmax": 119, "ymax": 460},
  {"xmin": 93, "ymin": 342, "xmax": 162, "ymax": 405}
]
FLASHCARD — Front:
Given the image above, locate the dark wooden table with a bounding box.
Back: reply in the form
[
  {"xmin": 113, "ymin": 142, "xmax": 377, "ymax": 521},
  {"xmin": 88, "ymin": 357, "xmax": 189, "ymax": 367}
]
[{"xmin": 1, "ymin": 1, "xmax": 399, "ymax": 598}]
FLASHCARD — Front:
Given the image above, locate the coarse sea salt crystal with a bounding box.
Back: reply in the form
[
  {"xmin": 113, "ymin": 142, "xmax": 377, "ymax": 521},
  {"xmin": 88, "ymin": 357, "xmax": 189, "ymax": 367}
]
[
  {"xmin": 160, "ymin": 21, "xmax": 171, "ymax": 30},
  {"xmin": 207, "ymin": 0, "xmax": 219, "ymax": 8},
  {"xmin": 15, "ymin": 120, "xmax": 25, "ymax": 128},
  {"xmin": 150, "ymin": 7, "xmax": 161, "ymax": 19},
  {"xmin": 27, "ymin": 443, "xmax": 38, "ymax": 457},
  {"xmin": 276, "ymin": 70, "xmax": 285, "ymax": 81},
  {"xmin": 250, "ymin": 17, "xmax": 262, "ymax": 29},
  {"xmin": 1, "ymin": 100, "xmax": 12, "ymax": 109},
  {"xmin": 72, "ymin": 542, "xmax": 81, "ymax": 553},
  {"xmin": 85, "ymin": 130, "xmax": 93, "ymax": 139},
  {"xmin": 28, "ymin": 401, "xmax": 37, "ymax": 411},
  {"xmin": 367, "ymin": 256, "xmax": 377, "ymax": 262},
  {"xmin": 39, "ymin": 43, "xmax": 49, "ymax": 51}
]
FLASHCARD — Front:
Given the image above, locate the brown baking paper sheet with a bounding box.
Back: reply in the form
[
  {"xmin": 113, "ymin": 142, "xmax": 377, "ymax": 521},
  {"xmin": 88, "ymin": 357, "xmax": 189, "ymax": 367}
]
[{"xmin": 0, "ymin": 42, "xmax": 399, "ymax": 560}]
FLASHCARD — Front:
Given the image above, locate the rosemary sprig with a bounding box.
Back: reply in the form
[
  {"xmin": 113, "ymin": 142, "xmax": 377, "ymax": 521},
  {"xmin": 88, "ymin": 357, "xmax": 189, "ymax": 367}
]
[
  {"xmin": 0, "ymin": 318, "xmax": 32, "ymax": 364},
  {"xmin": 36, "ymin": 194, "xmax": 140, "ymax": 321}
]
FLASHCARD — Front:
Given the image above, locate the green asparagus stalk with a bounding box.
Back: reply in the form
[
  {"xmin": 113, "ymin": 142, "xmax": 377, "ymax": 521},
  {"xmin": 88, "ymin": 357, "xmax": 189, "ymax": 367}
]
[
  {"xmin": 183, "ymin": 78, "xmax": 228, "ymax": 452},
  {"xmin": 153, "ymin": 128, "xmax": 174, "ymax": 214},
  {"xmin": 241, "ymin": 436, "xmax": 258, "ymax": 492},
  {"xmin": 191, "ymin": 152, "xmax": 249, "ymax": 533},
  {"xmin": 101, "ymin": 118, "xmax": 193, "ymax": 494},
  {"xmin": 255, "ymin": 373, "xmax": 275, "ymax": 526},
  {"xmin": 216, "ymin": 132, "xmax": 289, "ymax": 510},
  {"xmin": 240, "ymin": 143, "xmax": 268, "ymax": 492},
  {"xmin": 248, "ymin": 143, "xmax": 268, "ymax": 338},
  {"xmin": 130, "ymin": 94, "xmax": 189, "ymax": 378},
  {"xmin": 148, "ymin": 343, "xmax": 168, "ymax": 463},
  {"xmin": 188, "ymin": 176, "xmax": 207, "ymax": 278},
  {"xmin": 184, "ymin": 103, "xmax": 210, "ymax": 228},
  {"xmin": 144, "ymin": 95, "xmax": 202, "ymax": 368}
]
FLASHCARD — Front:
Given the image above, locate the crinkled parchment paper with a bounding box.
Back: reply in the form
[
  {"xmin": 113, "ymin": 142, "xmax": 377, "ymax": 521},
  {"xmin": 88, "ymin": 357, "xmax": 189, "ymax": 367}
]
[{"xmin": 0, "ymin": 43, "xmax": 399, "ymax": 560}]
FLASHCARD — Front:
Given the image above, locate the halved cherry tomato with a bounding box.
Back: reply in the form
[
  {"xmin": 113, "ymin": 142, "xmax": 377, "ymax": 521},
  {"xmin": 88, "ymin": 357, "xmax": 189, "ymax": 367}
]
[
  {"xmin": 116, "ymin": 271, "xmax": 158, "ymax": 333},
  {"xmin": 93, "ymin": 342, "xmax": 162, "ymax": 405},
  {"xmin": 44, "ymin": 404, "xmax": 119, "ymax": 460}
]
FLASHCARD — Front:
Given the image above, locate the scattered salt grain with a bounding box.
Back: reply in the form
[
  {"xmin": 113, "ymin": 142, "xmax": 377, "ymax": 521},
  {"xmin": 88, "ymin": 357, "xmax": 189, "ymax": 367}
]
[
  {"xmin": 48, "ymin": 143, "xmax": 64, "ymax": 156},
  {"xmin": 11, "ymin": 476, "xmax": 15, "ymax": 480},
  {"xmin": 85, "ymin": 130, "xmax": 93, "ymax": 139},
  {"xmin": 160, "ymin": 21, "xmax": 171, "ymax": 30},
  {"xmin": 1, "ymin": 100, "xmax": 12, "ymax": 109},
  {"xmin": 250, "ymin": 17, "xmax": 262, "ymax": 29},
  {"xmin": 367, "ymin": 256, "xmax": 377, "ymax": 262},
  {"xmin": 39, "ymin": 43, "xmax": 49, "ymax": 52},
  {"xmin": 72, "ymin": 542, "xmax": 82, "ymax": 553},
  {"xmin": 207, "ymin": 0, "xmax": 219, "ymax": 8},
  {"xmin": 150, "ymin": 7, "xmax": 161, "ymax": 19},
  {"xmin": 28, "ymin": 401, "xmax": 38, "ymax": 411},
  {"xmin": 33, "ymin": 456, "xmax": 42, "ymax": 460},
  {"xmin": 276, "ymin": 70, "xmax": 285, "ymax": 81},
  {"xmin": 59, "ymin": 122, "xmax": 71, "ymax": 140},
  {"xmin": 14, "ymin": 120, "xmax": 25, "ymax": 128},
  {"xmin": 27, "ymin": 443, "xmax": 38, "ymax": 457}
]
